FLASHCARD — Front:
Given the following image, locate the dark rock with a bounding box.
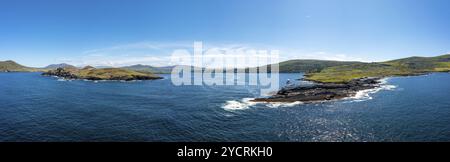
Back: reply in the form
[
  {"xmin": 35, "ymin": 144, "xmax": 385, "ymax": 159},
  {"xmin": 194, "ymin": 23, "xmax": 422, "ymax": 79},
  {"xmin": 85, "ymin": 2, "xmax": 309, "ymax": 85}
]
[
  {"xmin": 42, "ymin": 68, "xmax": 78, "ymax": 79},
  {"xmin": 252, "ymin": 77, "xmax": 381, "ymax": 103}
]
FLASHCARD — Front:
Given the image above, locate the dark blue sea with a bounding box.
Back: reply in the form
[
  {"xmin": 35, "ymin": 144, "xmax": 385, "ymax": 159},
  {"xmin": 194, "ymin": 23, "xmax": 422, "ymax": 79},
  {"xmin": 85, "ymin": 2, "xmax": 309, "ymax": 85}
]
[{"xmin": 1, "ymin": 72, "xmax": 450, "ymax": 142}]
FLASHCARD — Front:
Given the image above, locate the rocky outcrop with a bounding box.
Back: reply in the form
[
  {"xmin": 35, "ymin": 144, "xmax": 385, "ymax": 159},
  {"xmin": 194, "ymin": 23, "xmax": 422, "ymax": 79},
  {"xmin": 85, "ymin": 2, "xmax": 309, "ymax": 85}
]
[
  {"xmin": 42, "ymin": 68, "xmax": 79, "ymax": 79},
  {"xmin": 252, "ymin": 77, "xmax": 381, "ymax": 103}
]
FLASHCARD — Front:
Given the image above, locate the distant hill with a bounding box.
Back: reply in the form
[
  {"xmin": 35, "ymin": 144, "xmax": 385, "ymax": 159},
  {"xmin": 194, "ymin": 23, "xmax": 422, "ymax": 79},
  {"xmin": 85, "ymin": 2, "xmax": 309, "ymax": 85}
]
[
  {"xmin": 274, "ymin": 59, "xmax": 361, "ymax": 73},
  {"xmin": 225, "ymin": 59, "xmax": 360, "ymax": 73},
  {"xmin": 384, "ymin": 54, "xmax": 450, "ymax": 71},
  {"xmin": 306, "ymin": 54, "xmax": 450, "ymax": 83},
  {"xmin": 114, "ymin": 59, "xmax": 362, "ymax": 74},
  {"xmin": 1, "ymin": 59, "xmax": 361, "ymax": 74},
  {"xmin": 94, "ymin": 66, "xmax": 114, "ymax": 69},
  {"xmin": 122, "ymin": 64, "xmax": 174, "ymax": 74},
  {"xmin": 0, "ymin": 60, "xmax": 41, "ymax": 72},
  {"xmin": 45, "ymin": 63, "xmax": 77, "ymax": 69}
]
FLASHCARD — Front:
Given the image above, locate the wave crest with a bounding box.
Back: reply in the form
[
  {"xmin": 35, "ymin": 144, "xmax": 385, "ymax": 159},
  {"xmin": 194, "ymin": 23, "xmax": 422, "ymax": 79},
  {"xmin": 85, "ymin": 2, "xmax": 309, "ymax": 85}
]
[
  {"xmin": 347, "ymin": 78, "xmax": 396, "ymax": 102},
  {"xmin": 222, "ymin": 98, "xmax": 257, "ymax": 111},
  {"xmin": 266, "ymin": 101, "xmax": 303, "ymax": 108},
  {"xmin": 222, "ymin": 98, "xmax": 304, "ymax": 111}
]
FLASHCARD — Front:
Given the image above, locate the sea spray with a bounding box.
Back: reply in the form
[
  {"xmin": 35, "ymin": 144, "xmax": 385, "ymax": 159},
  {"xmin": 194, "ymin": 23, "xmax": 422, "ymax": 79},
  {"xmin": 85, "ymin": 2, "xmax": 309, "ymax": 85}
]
[
  {"xmin": 222, "ymin": 98, "xmax": 257, "ymax": 111},
  {"xmin": 346, "ymin": 78, "xmax": 397, "ymax": 102},
  {"xmin": 266, "ymin": 101, "xmax": 303, "ymax": 108},
  {"xmin": 222, "ymin": 98, "xmax": 304, "ymax": 111}
]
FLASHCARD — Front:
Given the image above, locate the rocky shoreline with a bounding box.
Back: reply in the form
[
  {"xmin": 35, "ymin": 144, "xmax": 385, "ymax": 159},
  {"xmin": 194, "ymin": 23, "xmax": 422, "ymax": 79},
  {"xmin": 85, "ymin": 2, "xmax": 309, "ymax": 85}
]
[{"xmin": 252, "ymin": 77, "xmax": 382, "ymax": 103}]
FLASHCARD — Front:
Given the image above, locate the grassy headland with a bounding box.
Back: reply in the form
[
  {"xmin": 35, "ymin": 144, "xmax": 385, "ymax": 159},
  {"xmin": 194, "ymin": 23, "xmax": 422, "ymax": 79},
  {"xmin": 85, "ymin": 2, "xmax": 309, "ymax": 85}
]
[
  {"xmin": 277, "ymin": 59, "xmax": 361, "ymax": 73},
  {"xmin": 122, "ymin": 64, "xmax": 173, "ymax": 74},
  {"xmin": 43, "ymin": 66, "xmax": 162, "ymax": 81},
  {"xmin": 305, "ymin": 54, "xmax": 450, "ymax": 83}
]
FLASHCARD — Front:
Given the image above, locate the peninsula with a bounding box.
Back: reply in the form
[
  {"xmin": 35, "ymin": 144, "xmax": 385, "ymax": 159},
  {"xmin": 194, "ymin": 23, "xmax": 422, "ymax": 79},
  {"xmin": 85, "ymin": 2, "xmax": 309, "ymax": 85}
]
[{"xmin": 253, "ymin": 54, "xmax": 450, "ymax": 103}]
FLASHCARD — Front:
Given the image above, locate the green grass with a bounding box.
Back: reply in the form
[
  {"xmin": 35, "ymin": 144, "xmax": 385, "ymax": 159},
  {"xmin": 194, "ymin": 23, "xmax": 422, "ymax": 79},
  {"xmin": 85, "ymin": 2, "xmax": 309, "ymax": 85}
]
[
  {"xmin": 74, "ymin": 68, "xmax": 162, "ymax": 80},
  {"xmin": 277, "ymin": 59, "xmax": 361, "ymax": 73},
  {"xmin": 434, "ymin": 62, "xmax": 450, "ymax": 72},
  {"xmin": 306, "ymin": 54, "xmax": 450, "ymax": 83},
  {"xmin": 122, "ymin": 64, "xmax": 173, "ymax": 74}
]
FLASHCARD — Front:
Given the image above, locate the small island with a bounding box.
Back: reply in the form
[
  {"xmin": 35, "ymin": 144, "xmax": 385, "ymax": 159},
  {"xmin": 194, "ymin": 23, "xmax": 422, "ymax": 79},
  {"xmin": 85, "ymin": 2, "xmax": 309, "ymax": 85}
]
[{"xmin": 42, "ymin": 66, "xmax": 163, "ymax": 81}]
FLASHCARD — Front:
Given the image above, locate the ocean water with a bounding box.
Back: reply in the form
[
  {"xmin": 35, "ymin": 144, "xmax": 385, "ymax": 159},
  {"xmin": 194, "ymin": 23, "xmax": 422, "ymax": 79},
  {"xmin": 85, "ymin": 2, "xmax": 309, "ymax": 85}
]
[{"xmin": 0, "ymin": 72, "xmax": 450, "ymax": 142}]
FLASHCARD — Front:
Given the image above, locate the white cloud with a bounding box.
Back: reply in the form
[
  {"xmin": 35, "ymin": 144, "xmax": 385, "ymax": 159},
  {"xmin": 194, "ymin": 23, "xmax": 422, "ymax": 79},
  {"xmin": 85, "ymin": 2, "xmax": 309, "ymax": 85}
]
[
  {"xmin": 68, "ymin": 42, "xmax": 272, "ymax": 67},
  {"xmin": 310, "ymin": 52, "xmax": 366, "ymax": 62},
  {"xmin": 62, "ymin": 54, "xmax": 172, "ymax": 67},
  {"xmin": 82, "ymin": 41, "xmax": 192, "ymax": 54},
  {"xmin": 61, "ymin": 41, "xmax": 372, "ymax": 68},
  {"xmin": 65, "ymin": 42, "xmax": 193, "ymax": 67},
  {"xmin": 280, "ymin": 49, "xmax": 370, "ymax": 62}
]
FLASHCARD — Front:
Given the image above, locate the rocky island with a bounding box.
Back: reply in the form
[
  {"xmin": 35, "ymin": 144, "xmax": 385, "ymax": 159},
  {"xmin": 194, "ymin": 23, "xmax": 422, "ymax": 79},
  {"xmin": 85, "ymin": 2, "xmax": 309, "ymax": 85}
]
[
  {"xmin": 42, "ymin": 66, "xmax": 163, "ymax": 81},
  {"xmin": 252, "ymin": 77, "xmax": 381, "ymax": 103}
]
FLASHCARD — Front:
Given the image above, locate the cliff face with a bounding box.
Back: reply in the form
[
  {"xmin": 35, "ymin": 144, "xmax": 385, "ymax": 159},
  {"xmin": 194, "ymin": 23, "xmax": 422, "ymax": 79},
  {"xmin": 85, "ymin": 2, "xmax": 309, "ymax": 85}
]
[{"xmin": 43, "ymin": 67, "xmax": 163, "ymax": 81}]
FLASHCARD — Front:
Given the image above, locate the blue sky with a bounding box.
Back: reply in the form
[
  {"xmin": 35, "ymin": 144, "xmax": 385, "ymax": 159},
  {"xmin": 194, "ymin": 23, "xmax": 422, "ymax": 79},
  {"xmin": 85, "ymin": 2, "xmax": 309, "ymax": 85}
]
[{"xmin": 0, "ymin": 0, "xmax": 449, "ymax": 67}]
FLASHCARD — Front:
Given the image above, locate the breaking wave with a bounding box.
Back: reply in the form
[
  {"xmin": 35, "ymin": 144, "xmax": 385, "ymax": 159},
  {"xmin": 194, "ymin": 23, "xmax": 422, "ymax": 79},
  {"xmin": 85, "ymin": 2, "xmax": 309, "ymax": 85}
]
[
  {"xmin": 346, "ymin": 78, "xmax": 396, "ymax": 102},
  {"xmin": 222, "ymin": 98, "xmax": 257, "ymax": 111},
  {"xmin": 266, "ymin": 101, "xmax": 303, "ymax": 108},
  {"xmin": 222, "ymin": 98, "xmax": 303, "ymax": 111},
  {"xmin": 56, "ymin": 78, "xmax": 73, "ymax": 82},
  {"xmin": 222, "ymin": 78, "xmax": 397, "ymax": 110}
]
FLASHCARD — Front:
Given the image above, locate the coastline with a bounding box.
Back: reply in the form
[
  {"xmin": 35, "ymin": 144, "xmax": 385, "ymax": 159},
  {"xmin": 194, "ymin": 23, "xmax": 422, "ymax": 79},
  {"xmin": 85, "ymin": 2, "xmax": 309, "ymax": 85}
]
[
  {"xmin": 253, "ymin": 70, "xmax": 449, "ymax": 104},
  {"xmin": 222, "ymin": 77, "xmax": 397, "ymax": 111}
]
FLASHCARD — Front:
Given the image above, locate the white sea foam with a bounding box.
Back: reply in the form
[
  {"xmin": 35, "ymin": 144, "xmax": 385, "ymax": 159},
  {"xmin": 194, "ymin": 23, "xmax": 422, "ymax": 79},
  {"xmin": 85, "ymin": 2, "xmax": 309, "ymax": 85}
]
[
  {"xmin": 57, "ymin": 78, "xmax": 74, "ymax": 82},
  {"xmin": 223, "ymin": 78, "xmax": 397, "ymax": 110},
  {"xmin": 222, "ymin": 98, "xmax": 304, "ymax": 111},
  {"xmin": 266, "ymin": 101, "xmax": 303, "ymax": 108},
  {"xmin": 222, "ymin": 98, "xmax": 257, "ymax": 111},
  {"xmin": 346, "ymin": 78, "xmax": 396, "ymax": 102}
]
